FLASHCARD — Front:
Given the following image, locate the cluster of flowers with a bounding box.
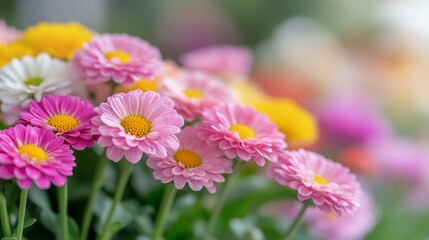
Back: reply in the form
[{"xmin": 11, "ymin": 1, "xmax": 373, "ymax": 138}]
[{"xmin": 0, "ymin": 20, "xmax": 362, "ymax": 239}]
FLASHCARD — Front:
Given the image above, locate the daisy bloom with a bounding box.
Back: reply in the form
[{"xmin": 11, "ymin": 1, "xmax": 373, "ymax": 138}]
[
  {"xmin": 198, "ymin": 104, "xmax": 286, "ymax": 166},
  {"xmin": 267, "ymin": 149, "xmax": 362, "ymax": 216},
  {"xmin": 0, "ymin": 20, "xmax": 21, "ymax": 45},
  {"xmin": 0, "ymin": 43, "xmax": 35, "ymax": 67},
  {"xmin": 92, "ymin": 90, "xmax": 184, "ymax": 163},
  {"xmin": 20, "ymin": 95, "xmax": 97, "ymax": 150},
  {"xmin": 73, "ymin": 34, "xmax": 162, "ymax": 85},
  {"xmin": 159, "ymin": 70, "xmax": 237, "ymax": 122},
  {"xmin": 0, "ymin": 125, "xmax": 75, "ymax": 189},
  {"xmin": 19, "ymin": 22, "xmax": 94, "ymax": 59},
  {"xmin": 147, "ymin": 126, "xmax": 232, "ymax": 193},
  {"xmin": 180, "ymin": 45, "xmax": 253, "ymax": 75},
  {"xmin": 0, "ymin": 53, "xmax": 73, "ymax": 125}
]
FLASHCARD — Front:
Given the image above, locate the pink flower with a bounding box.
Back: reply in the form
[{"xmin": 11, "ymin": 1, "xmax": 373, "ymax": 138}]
[
  {"xmin": 19, "ymin": 95, "xmax": 97, "ymax": 150},
  {"xmin": 0, "ymin": 125, "xmax": 75, "ymax": 189},
  {"xmin": 180, "ymin": 45, "xmax": 252, "ymax": 75},
  {"xmin": 73, "ymin": 34, "xmax": 162, "ymax": 84},
  {"xmin": 158, "ymin": 70, "xmax": 236, "ymax": 122},
  {"xmin": 147, "ymin": 126, "xmax": 232, "ymax": 193},
  {"xmin": 0, "ymin": 20, "xmax": 21, "ymax": 44},
  {"xmin": 91, "ymin": 90, "xmax": 184, "ymax": 163},
  {"xmin": 267, "ymin": 149, "xmax": 362, "ymax": 216},
  {"xmin": 198, "ymin": 104, "xmax": 286, "ymax": 166}
]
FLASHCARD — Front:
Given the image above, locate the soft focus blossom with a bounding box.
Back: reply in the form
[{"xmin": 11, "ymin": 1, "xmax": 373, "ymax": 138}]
[
  {"xmin": 0, "ymin": 20, "xmax": 21, "ymax": 44},
  {"xmin": 91, "ymin": 90, "xmax": 184, "ymax": 163},
  {"xmin": 267, "ymin": 149, "xmax": 362, "ymax": 216},
  {"xmin": 19, "ymin": 22, "xmax": 94, "ymax": 59},
  {"xmin": 73, "ymin": 34, "xmax": 162, "ymax": 85},
  {"xmin": 198, "ymin": 104, "xmax": 286, "ymax": 166},
  {"xmin": 0, "ymin": 125, "xmax": 75, "ymax": 189},
  {"xmin": 0, "ymin": 43, "xmax": 35, "ymax": 67},
  {"xmin": 159, "ymin": 70, "xmax": 236, "ymax": 122},
  {"xmin": 147, "ymin": 126, "xmax": 232, "ymax": 193},
  {"xmin": 20, "ymin": 95, "xmax": 97, "ymax": 150},
  {"xmin": 0, "ymin": 54, "xmax": 73, "ymax": 125},
  {"xmin": 180, "ymin": 45, "xmax": 252, "ymax": 75}
]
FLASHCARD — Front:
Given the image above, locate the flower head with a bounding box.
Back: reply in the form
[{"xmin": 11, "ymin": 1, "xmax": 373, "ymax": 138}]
[
  {"xmin": 267, "ymin": 149, "xmax": 362, "ymax": 216},
  {"xmin": 198, "ymin": 104, "xmax": 286, "ymax": 166},
  {"xmin": 0, "ymin": 20, "xmax": 21, "ymax": 44},
  {"xmin": 92, "ymin": 90, "xmax": 184, "ymax": 163},
  {"xmin": 0, "ymin": 53, "xmax": 73, "ymax": 125},
  {"xmin": 159, "ymin": 71, "xmax": 236, "ymax": 122},
  {"xmin": 19, "ymin": 22, "xmax": 94, "ymax": 59},
  {"xmin": 20, "ymin": 95, "xmax": 97, "ymax": 150},
  {"xmin": 0, "ymin": 43, "xmax": 35, "ymax": 67},
  {"xmin": 180, "ymin": 45, "xmax": 252, "ymax": 75},
  {"xmin": 0, "ymin": 125, "xmax": 75, "ymax": 189},
  {"xmin": 147, "ymin": 126, "xmax": 232, "ymax": 193},
  {"xmin": 73, "ymin": 34, "xmax": 162, "ymax": 85}
]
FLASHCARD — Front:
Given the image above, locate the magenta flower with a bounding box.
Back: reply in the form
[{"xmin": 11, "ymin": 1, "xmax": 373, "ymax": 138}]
[
  {"xmin": 267, "ymin": 149, "xmax": 362, "ymax": 216},
  {"xmin": 180, "ymin": 45, "xmax": 252, "ymax": 75},
  {"xmin": 73, "ymin": 34, "xmax": 162, "ymax": 84},
  {"xmin": 92, "ymin": 90, "xmax": 184, "ymax": 163},
  {"xmin": 19, "ymin": 95, "xmax": 97, "ymax": 150},
  {"xmin": 0, "ymin": 125, "xmax": 75, "ymax": 189},
  {"xmin": 158, "ymin": 70, "xmax": 236, "ymax": 122},
  {"xmin": 198, "ymin": 104, "xmax": 286, "ymax": 166},
  {"xmin": 147, "ymin": 126, "xmax": 232, "ymax": 193},
  {"xmin": 0, "ymin": 20, "xmax": 21, "ymax": 44}
]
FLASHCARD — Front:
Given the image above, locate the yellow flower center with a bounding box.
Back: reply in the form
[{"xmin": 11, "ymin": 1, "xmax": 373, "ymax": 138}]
[
  {"xmin": 326, "ymin": 212, "xmax": 336, "ymax": 219},
  {"xmin": 18, "ymin": 144, "xmax": 48, "ymax": 163},
  {"xmin": 120, "ymin": 115, "xmax": 152, "ymax": 138},
  {"xmin": 47, "ymin": 114, "xmax": 79, "ymax": 131},
  {"xmin": 25, "ymin": 76, "xmax": 44, "ymax": 86},
  {"xmin": 132, "ymin": 78, "xmax": 158, "ymax": 92},
  {"xmin": 229, "ymin": 124, "xmax": 256, "ymax": 139},
  {"xmin": 183, "ymin": 89, "xmax": 203, "ymax": 99},
  {"xmin": 104, "ymin": 50, "xmax": 131, "ymax": 64},
  {"xmin": 174, "ymin": 149, "xmax": 202, "ymax": 168},
  {"xmin": 314, "ymin": 174, "xmax": 329, "ymax": 185}
]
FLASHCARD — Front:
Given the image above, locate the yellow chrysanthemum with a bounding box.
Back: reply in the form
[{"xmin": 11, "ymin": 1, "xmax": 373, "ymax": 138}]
[
  {"xmin": 19, "ymin": 22, "xmax": 94, "ymax": 60},
  {"xmin": 0, "ymin": 43, "xmax": 35, "ymax": 67},
  {"xmin": 254, "ymin": 99, "xmax": 319, "ymax": 146}
]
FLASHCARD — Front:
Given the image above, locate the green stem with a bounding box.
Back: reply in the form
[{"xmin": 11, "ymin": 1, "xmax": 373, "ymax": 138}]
[
  {"xmin": 151, "ymin": 184, "xmax": 177, "ymax": 240},
  {"xmin": 16, "ymin": 189, "xmax": 28, "ymax": 240},
  {"xmin": 282, "ymin": 203, "xmax": 310, "ymax": 240},
  {"xmin": 204, "ymin": 161, "xmax": 242, "ymax": 240},
  {"xmin": 98, "ymin": 163, "xmax": 134, "ymax": 240},
  {"xmin": 0, "ymin": 191, "xmax": 11, "ymax": 237},
  {"xmin": 59, "ymin": 183, "xmax": 69, "ymax": 240},
  {"xmin": 80, "ymin": 155, "xmax": 108, "ymax": 240}
]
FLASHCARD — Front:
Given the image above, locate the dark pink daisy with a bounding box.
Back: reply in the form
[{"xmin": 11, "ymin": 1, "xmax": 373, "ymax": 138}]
[
  {"xmin": 0, "ymin": 125, "xmax": 75, "ymax": 189},
  {"xmin": 198, "ymin": 104, "xmax": 286, "ymax": 166},
  {"xmin": 20, "ymin": 95, "xmax": 97, "ymax": 150}
]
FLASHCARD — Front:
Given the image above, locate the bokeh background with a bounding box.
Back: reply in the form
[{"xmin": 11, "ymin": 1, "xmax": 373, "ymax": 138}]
[{"xmin": 2, "ymin": 0, "xmax": 429, "ymax": 239}]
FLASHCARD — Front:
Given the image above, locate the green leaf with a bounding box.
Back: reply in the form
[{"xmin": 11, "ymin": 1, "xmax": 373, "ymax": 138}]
[
  {"xmin": 1, "ymin": 237, "xmax": 17, "ymax": 240},
  {"xmin": 39, "ymin": 210, "xmax": 60, "ymax": 236},
  {"xmin": 68, "ymin": 216, "xmax": 80, "ymax": 240},
  {"xmin": 28, "ymin": 188, "xmax": 52, "ymax": 211},
  {"xmin": 23, "ymin": 218, "xmax": 37, "ymax": 229},
  {"xmin": 103, "ymin": 221, "xmax": 124, "ymax": 240}
]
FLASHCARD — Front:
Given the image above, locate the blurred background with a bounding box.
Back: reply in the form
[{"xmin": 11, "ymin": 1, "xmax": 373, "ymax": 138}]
[{"xmin": 2, "ymin": 0, "xmax": 429, "ymax": 239}]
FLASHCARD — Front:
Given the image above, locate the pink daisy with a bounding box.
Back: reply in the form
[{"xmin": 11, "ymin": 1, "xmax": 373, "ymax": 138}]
[
  {"xmin": 91, "ymin": 90, "xmax": 184, "ymax": 163},
  {"xmin": 19, "ymin": 95, "xmax": 97, "ymax": 150},
  {"xmin": 158, "ymin": 70, "xmax": 236, "ymax": 122},
  {"xmin": 267, "ymin": 149, "xmax": 362, "ymax": 216},
  {"xmin": 0, "ymin": 20, "xmax": 21, "ymax": 45},
  {"xmin": 198, "ymin": 104, "xmax": 286, "ymax": 167},
  {"xmin": 180, "ymin": 45, "xmax": 253, "ymax": 75},
  {"xmin": 73, "ymin": 34, "xmax": 162, "ymax": 85},
  {"xmin": 147, "ymin": 126, "xmax": 232, "ymax": 193},
  {"xmin": 0, "ymin": 125, "xmax": 75, "ymax": 189}
]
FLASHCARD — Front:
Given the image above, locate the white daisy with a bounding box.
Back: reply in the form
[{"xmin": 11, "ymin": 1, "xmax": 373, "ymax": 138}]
[{"xmin": 0, "ymin": 53, "xmax": 73, "ymax": 125}]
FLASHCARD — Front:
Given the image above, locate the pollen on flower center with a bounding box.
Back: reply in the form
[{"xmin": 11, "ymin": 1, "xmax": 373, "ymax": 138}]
[
  {"xmin": 229, "ymin": 124, "xmax": 256, "ymax": 139},
  {"xmin": 132, "ymin": 78, "xmax": 158, "ymax": 92},
  {"xmin": 104, "ymin": 50, "xmax": 131, "ymax": 64},
  {"xmin": 183, "ymin": 89, "xmax": 203, "ymax": 99},
  {"xmin": 25, "ymin": 76, "xmax": 44, "ymax": 86},
  {"xmin": 120, "ymin": 115, "xmax": 152, "ymax": 138},
  {"xmin": 18, "ymin": 144, "xmax": 48, "ymax": 162},
  {"xmin": 326, "ymin": 212, "xmax": 337, "ymax": 219},
  {"xmin": 47, "ymin": 114, "xmax": 79, "ymax": 131},
  {"xmin": 174, "ymin": 149, "xmax": 202, "ymax": 168},
  {"xmin": 314, "ymin": 174, "xmax": 329, "ymax": 185}
]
